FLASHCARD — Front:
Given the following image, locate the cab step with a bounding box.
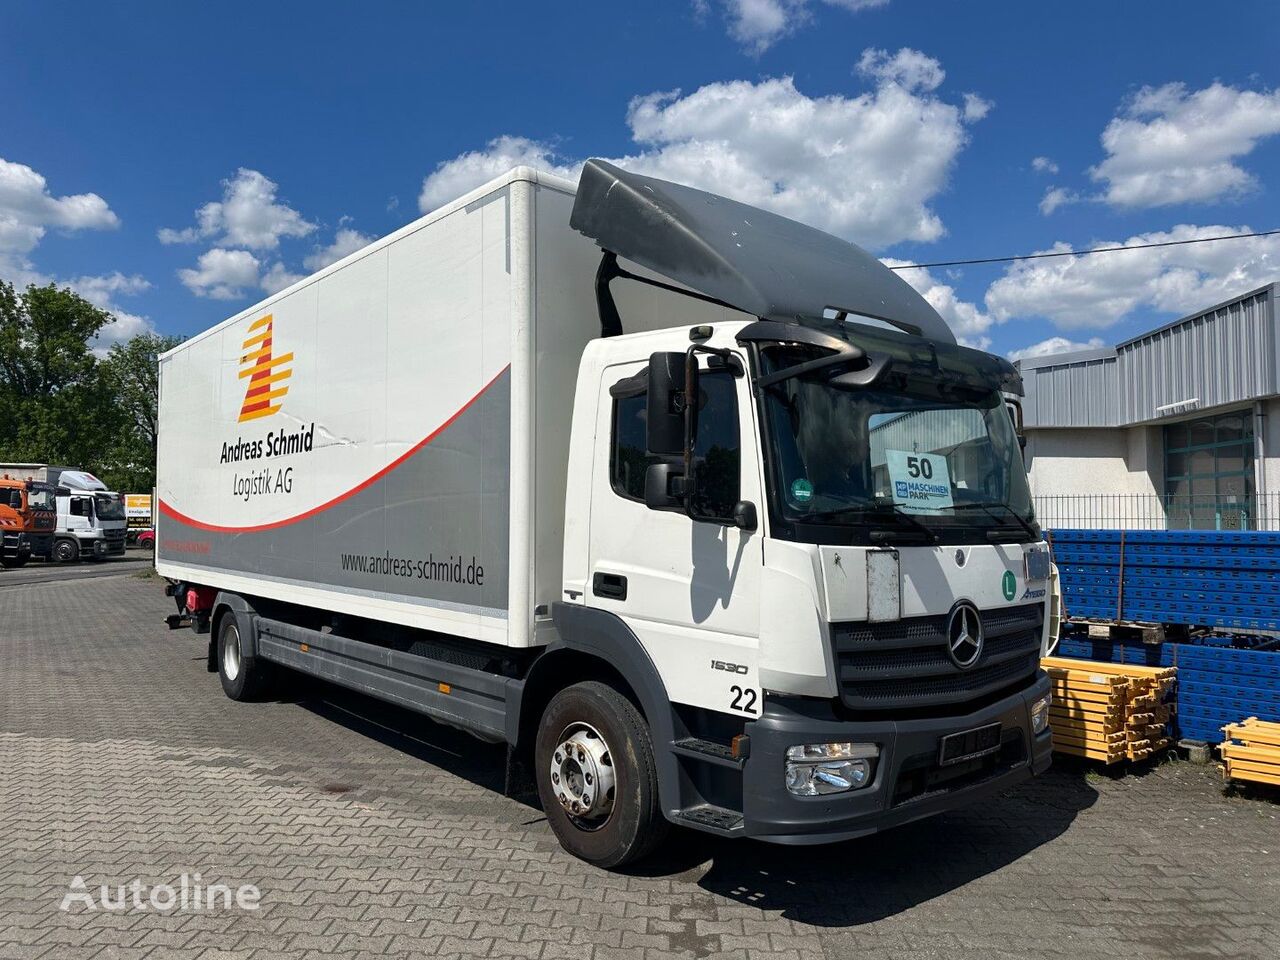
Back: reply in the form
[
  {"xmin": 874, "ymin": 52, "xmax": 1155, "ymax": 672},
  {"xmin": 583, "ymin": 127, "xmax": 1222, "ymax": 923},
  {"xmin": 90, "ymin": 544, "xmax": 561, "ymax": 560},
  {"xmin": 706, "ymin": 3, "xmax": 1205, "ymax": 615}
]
[
  {"xmin": 675, "ymin": 804, "xmax": 745, "ymax": 835},
  {"xmin": 671, "ymin": 736, "xmax": 745, "ymax": 769}
]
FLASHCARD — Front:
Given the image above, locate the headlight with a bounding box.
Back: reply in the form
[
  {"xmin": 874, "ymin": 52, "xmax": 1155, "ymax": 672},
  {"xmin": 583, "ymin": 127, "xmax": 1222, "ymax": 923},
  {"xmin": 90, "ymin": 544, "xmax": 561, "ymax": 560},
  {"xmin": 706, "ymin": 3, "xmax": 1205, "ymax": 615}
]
[
  {"xmin": 784, "ymin": 742, "xmax": 878, "ymax": 796},
  {"xmin": 1031, "ymin": 692, "xmax": 1052, "ymax": 735}
]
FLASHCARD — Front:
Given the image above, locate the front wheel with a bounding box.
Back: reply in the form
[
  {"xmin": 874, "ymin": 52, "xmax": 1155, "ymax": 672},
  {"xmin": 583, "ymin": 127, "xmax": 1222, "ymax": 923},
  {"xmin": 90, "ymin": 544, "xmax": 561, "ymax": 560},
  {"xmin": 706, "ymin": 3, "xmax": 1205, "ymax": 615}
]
[
  {"xmin": 53, "ymin": 539, "xmax": 79, "ymax": 563},
  {"xmin": 534, "ymin": 681, "xmax": 667, "ymax": 868}
]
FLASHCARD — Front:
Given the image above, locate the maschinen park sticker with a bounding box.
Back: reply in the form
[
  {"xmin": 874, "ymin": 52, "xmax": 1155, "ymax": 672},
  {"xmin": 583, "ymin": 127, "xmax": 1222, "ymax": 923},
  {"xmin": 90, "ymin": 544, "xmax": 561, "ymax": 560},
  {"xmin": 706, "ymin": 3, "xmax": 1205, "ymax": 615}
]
[
  {"xmin": 791, "ymin": 478, "xmax": 814, "ymax": 503},
  {"xmin": 885, "ymin": 450, "xmax": 954, "ymax": 513}
]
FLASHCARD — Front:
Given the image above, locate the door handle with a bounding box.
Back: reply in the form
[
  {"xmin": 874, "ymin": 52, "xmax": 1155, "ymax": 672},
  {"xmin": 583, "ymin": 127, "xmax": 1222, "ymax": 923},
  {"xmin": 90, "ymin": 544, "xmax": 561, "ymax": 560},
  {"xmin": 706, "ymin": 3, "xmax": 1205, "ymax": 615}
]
[{"xmin": 592, "ymin": 572, "xmax": 628, "ymax": 601}]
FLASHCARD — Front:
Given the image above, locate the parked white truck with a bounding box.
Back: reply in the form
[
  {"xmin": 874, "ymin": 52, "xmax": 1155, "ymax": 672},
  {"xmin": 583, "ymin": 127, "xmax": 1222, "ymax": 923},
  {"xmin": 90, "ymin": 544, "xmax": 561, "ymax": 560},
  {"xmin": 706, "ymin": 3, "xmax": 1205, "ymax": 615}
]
[
  {"xmin": 0, "ymin": 464, "xmax": 128, "ymax": 561},
  {"xmin": 157, "ymin": 161, "xmax": 1056, "ymax": 867}
]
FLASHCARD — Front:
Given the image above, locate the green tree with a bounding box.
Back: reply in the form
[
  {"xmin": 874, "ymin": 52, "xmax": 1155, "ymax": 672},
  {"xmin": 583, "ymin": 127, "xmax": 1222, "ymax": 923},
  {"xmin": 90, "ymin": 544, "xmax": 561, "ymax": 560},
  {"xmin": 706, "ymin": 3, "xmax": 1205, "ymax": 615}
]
[
  {"xmin": 0, "ymin": 280, "xmax": 122, "ymax": 471},
  {"xmin": 99, "ymin": 331, "xmax": 183, "ymax": 491}
]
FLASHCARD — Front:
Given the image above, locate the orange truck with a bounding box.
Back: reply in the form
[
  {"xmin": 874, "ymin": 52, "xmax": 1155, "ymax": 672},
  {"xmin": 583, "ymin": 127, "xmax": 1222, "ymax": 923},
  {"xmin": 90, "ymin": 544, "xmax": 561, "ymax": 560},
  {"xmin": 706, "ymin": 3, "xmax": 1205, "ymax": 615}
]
[{"xmin": 0, "ymin": 476, "xmax": 56, "ymax": 568}]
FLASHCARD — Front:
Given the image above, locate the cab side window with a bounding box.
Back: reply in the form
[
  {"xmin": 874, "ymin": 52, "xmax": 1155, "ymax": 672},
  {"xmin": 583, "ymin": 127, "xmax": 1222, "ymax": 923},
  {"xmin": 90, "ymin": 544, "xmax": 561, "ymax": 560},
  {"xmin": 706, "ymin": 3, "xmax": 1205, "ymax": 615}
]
[
  {"xmin": 689, "ymin": 372, "xmax": 740, "ymax": 520},
  {"xmin": 610, "ymin": 393, "xmax": 657, "ymax": 501},
  {"xmin": 608, "ymin": 370, "xmax": 740, "ymax": 520},
  {"xmin": 69, "ymin": 498, "xmax": 88, "ymax": 517},
  {"xmin": 7, "ymin": 490, "xmax": 21, "ymax": 510}
]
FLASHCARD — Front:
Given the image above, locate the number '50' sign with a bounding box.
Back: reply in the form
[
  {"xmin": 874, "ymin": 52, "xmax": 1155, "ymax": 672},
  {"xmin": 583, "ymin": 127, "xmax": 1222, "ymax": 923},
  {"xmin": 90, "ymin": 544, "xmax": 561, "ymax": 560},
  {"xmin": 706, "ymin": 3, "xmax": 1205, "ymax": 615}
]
[{"xmin": 906, "ymin": 455, "xmax": 935, "ymax": 479}]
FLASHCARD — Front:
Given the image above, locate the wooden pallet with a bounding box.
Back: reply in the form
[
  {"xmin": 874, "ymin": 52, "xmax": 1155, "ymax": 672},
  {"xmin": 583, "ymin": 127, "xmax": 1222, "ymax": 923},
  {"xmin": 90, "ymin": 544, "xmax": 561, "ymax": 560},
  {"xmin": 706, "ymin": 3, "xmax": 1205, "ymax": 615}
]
[
  {"xmin": 1042, "ymin": 657, "xmax": 1176, "ymax": 764},
  {"xmin": 1220, "ymin": 717, "xmax": 1280, "ymax": 786}
]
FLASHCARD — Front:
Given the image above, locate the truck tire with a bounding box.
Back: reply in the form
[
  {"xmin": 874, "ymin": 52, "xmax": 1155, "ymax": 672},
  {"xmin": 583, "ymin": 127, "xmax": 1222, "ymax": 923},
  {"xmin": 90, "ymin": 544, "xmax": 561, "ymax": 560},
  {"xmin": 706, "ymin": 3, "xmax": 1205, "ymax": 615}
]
[
  {"xmin": 216, "ymin": 612, "xmax": 272, "ymax": 701},
  {"xmin": 53, "ymin": 539, "xmax": 79, "ymax": 563},
  {"xmin": 0, "ymin": 556, "xmax": 26, "ymax": 569},
  {"xmin": 534, "ymin": 681, "xmax": 668, "ymax": 868}
]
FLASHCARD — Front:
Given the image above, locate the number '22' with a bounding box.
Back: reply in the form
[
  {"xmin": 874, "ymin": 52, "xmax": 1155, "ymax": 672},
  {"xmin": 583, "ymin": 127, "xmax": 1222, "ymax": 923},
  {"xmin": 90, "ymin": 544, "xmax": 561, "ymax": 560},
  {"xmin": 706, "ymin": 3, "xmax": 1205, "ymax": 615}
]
[{"xmin": 730, "ymin": 685, "xmax": 757, "ymax": 715}]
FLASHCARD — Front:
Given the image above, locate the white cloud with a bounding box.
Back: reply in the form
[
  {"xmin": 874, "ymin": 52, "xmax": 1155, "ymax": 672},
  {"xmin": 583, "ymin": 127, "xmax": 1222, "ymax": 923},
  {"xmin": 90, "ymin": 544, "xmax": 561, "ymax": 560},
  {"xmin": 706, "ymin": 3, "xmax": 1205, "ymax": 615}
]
[
  {"xmin": 422, "ymin": 54, "xmax": 979, "ymax": 250},
  {"xmin": 985, "ymin": 224, "xmax": 1280, "ymax": 330},
  {"xmin": 0, "ymin": 159, "xmax": 148, "ymax": 351},
  {"xmin": 178, "ymin": 248, "xmax": 261, "ymax": 300},
  {"xmin": 882, "ymin": 259, "xmax": 996, "ymax": 350},
  {"xmin": 1007, "ymin": 336, "xmax": 1105, "ymax": 362},
  {"xmin": 1031, "ymin": 156, "xmax": 1058, "ymax": 175},
  {"xmin": 723, "ymin": 0, "xmax": 801, "ymax": 53},
  {"xmin": 419, "ymin": 136, "xmax": 579, "ymax": 213},
  {"xmin": 711, "ymin": 0, "xmax": 888, "ymax": 53},
  {"xmin": 1038, "ymin": 186, "xmax": 1078, "ymax": 215},
  {"xmin": 856, "ymin": 47, "xmax": 944, "ymax": 93},
  {"xmin": 961, "ymin": 93, "xmax": 992, "ymax": 123},
  {"xmin": 0, "ymin": 158, "xmax": 119, "ymax": 258},
  {"xmin": 303, "ymin": 227, "xmax": 374, "ymax": 271},
  {"xmin": 62, "ymin": 272, "xmax": 155, "ymax": 354},
  {"xmin": 159, "ymin": 169, "xmax": 316, "ymax": 250},
  {"xmin": 1090, "ymin": 81, "xmax": 1280, "ymax": 208},
  {"xmin": 259, "ymin": 262, "xmax": 304, "ymax": 295}
]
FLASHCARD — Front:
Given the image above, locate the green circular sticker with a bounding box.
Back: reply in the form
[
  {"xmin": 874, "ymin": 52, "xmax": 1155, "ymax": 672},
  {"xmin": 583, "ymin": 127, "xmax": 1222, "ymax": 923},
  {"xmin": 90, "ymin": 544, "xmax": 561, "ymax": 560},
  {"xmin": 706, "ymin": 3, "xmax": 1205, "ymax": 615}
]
[
  {"xmin": 791, "ymin": 478, "xmax": 814, "ymax": 503},
  {"xmin": 1002, "ymin": 570, "xmax": 1017, "ymax": 601}
]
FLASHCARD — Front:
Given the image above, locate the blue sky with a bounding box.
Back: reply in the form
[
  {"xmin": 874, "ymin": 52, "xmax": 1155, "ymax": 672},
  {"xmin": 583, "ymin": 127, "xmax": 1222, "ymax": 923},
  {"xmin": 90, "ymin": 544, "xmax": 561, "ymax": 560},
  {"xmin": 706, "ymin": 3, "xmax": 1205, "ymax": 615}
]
[{"xmin": 2, "ymin": 1, "xmax": 1279, "ymax": 359}]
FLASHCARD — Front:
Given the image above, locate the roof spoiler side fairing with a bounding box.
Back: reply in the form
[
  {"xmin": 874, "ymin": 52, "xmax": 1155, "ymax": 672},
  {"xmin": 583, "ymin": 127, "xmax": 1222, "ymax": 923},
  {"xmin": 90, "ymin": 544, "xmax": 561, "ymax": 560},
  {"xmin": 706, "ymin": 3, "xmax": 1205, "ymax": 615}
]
[{"xmin": 568, "ymin": 158, "xmax": 956, "ymax": 346}]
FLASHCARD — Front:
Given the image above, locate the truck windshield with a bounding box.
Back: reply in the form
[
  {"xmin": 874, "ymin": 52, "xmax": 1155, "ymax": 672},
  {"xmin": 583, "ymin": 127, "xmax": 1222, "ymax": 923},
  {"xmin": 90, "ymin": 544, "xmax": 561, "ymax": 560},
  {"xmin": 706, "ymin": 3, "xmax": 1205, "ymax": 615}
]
[
  {"xmin": 758, "ymin": 344, "xmax": 1035, "ymax": 545},
  {"xmin": 94, "ymin": 493, "xmax": 126, "ymax": 521},
  {"xmin": 28, "ymin": 487, "xmax": 54, "ymax": 511}
]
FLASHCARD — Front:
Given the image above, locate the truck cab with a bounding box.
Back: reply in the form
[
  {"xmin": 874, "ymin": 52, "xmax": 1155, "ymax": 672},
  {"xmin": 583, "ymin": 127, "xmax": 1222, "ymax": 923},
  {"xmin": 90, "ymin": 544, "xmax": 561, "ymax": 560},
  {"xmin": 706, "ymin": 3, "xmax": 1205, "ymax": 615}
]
[
  {"xmin": 546, "ymin": 161, "xmax": 1053, "ymax": 849},
  {"xmin": 52, "ymin": 471, "xmax": 127, "ymax": 562},
  {"xmin": 0, "ymin": 477, "xmax": 57, "ymax": 568},
  {"xmin": 555, "ymin": 317, "xmax": 1052, "ymax": 845}
]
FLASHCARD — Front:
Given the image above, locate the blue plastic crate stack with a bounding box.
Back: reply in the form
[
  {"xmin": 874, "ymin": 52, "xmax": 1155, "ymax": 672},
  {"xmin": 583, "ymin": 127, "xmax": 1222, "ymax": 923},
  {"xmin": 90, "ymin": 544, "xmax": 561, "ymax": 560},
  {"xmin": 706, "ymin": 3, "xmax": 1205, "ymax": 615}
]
[{"xmin": 1051, "ymin": 529, "xmax": 1280, "ymax": 744}]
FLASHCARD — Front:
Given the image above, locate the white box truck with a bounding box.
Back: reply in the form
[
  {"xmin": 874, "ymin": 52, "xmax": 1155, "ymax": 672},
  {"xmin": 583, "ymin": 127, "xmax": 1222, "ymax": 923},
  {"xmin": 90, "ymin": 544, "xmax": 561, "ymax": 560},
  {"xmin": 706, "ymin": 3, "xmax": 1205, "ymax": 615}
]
[
  {"xmin": 157, "ymin": 161, "xmax": 1058, "ymax": 867},
  {"xmin": 0, "ymin": 464, "xmax": 128, "ymax": 561}
]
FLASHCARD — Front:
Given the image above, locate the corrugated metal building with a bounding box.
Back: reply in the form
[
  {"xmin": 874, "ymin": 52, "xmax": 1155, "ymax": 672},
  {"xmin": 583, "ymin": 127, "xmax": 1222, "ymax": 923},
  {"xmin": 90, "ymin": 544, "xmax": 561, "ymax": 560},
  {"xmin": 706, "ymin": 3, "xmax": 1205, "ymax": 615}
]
[{"xmin": 1016, "ymin": 283, "xmax": 1279, "ymax": 530}]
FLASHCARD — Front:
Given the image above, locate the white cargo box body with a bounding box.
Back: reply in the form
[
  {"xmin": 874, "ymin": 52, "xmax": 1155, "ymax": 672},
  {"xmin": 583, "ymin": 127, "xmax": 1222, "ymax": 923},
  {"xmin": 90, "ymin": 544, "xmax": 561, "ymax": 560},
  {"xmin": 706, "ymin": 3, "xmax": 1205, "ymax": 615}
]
[{"xmin": 156, "ymin": 169, "xmax": 619, "ymax": 648}]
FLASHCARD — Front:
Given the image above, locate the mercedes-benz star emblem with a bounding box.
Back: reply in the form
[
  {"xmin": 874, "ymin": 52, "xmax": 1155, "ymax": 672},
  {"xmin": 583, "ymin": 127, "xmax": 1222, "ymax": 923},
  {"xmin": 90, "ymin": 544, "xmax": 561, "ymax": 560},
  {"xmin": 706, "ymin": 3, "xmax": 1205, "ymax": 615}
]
[{"xmin": 946, "ymin": 602, "xmax": 984, "ymax": 670}]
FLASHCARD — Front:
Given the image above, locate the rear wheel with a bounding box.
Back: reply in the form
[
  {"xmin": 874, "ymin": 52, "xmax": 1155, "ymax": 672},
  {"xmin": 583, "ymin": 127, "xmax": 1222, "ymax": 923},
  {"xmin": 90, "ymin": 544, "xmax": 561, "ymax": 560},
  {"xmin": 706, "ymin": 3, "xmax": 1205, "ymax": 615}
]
[
  {"xmin": 535, "ymin": 681, "xmax": 667, "ymax": 868},
  {"xmin": 216, "ymin": 612, "xmax": 271, "ymax": 701},
  {"xmin": 53, "ymin": 539, "xmax": 79, "ymax": 563}
]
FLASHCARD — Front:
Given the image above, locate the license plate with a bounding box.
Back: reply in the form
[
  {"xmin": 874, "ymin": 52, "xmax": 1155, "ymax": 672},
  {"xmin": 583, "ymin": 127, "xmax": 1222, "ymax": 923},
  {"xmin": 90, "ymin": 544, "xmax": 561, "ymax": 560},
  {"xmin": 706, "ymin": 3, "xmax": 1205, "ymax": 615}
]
[{"xmin": 938, "ymin": 723, "xmax": 1003, "ymax": 766}]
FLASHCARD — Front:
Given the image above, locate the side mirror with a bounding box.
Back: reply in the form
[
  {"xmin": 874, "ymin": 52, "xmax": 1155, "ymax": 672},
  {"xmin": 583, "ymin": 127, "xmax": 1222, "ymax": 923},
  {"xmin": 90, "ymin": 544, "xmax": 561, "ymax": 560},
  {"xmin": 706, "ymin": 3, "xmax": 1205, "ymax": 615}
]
[
  {"xmin": 647, "ymin": 351, "xmax": 693, "ymax": 457},
  {"xmin": 644, "ymin": 462, "xmax": 688, "ymax": 510},
  {"xmin": 732, "ymin": 500, "xmax": 758, "ymax": 532}
]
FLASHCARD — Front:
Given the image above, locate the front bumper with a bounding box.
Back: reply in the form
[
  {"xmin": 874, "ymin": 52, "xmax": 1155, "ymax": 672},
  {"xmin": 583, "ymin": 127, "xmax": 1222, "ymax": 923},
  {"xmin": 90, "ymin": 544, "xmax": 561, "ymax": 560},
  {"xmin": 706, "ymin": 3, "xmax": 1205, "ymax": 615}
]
[
  {"xmin": 85, "ymin": 535, "xmax": 127, "ymax": 557},
  {"xmin": 742, "ymin": 671, "xmax": 1052, "ymax": 844}
]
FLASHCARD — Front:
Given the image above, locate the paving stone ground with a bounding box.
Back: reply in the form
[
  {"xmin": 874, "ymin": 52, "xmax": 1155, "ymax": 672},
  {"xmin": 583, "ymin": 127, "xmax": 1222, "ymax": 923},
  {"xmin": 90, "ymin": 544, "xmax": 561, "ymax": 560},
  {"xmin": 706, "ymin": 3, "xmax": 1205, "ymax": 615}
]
[{"xmin": 2, "ymin": 571, "xmax": 1278, "ymax": 960}]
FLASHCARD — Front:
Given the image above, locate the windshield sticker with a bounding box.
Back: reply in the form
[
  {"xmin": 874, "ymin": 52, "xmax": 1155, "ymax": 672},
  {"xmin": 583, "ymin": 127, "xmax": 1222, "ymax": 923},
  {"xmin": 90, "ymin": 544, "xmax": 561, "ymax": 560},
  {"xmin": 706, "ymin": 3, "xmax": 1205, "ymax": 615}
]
[
  {"xmin": 790, "ymin": 478, "xmax": 814, "ymax": 504},
  {"xmin": 886, "ymin": 450, "xmax": 954, "ymax": 513}
]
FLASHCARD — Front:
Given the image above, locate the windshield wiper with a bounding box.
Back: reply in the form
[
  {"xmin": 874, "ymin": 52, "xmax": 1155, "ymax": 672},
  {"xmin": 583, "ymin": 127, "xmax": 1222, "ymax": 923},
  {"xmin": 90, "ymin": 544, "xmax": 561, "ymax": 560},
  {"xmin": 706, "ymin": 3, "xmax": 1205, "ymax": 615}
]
[{"xmin": 949, "ymin": 501, "xmax": 1039, "ymax": 540}]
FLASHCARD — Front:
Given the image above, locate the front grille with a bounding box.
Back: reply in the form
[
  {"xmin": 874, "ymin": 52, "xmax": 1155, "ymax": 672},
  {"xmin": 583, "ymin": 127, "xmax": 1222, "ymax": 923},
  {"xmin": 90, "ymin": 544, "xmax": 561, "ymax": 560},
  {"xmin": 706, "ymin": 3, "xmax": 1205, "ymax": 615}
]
[{"xmin": 832, "ymin": 603, "xmax": 1043, "ymax": 711}]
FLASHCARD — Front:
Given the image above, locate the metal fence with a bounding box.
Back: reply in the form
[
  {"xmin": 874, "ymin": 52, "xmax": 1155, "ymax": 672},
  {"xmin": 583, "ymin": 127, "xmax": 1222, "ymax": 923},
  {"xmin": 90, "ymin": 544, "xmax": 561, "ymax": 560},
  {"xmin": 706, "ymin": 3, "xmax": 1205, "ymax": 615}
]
[{"xmin": 1033, "ymin": 493, "xmax": 1280, "ymax": 531}]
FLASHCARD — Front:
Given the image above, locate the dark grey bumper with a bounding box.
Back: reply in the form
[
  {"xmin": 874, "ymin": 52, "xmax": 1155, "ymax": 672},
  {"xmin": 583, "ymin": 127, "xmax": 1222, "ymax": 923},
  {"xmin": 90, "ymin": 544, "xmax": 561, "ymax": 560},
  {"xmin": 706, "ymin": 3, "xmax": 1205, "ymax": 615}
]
[{"xmin": 741, "ymin": 671, "xmax": 1052, "ymax": 844}]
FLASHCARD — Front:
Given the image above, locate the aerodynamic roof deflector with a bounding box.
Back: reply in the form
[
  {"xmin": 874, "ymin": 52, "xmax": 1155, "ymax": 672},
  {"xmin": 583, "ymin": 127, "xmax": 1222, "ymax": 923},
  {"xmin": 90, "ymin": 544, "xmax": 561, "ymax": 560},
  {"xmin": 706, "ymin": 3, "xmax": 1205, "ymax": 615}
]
[{"xmin": 569, "ymin": 158, "xmax": 955, "ymax": 344}]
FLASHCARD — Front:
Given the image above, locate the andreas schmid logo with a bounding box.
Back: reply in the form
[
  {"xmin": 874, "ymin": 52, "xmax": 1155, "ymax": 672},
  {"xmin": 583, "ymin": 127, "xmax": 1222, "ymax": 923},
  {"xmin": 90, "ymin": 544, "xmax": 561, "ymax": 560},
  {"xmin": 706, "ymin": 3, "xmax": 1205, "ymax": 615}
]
[{"xmin": 237, "ymin": 314, "xmax": 292, "ymax": 422}]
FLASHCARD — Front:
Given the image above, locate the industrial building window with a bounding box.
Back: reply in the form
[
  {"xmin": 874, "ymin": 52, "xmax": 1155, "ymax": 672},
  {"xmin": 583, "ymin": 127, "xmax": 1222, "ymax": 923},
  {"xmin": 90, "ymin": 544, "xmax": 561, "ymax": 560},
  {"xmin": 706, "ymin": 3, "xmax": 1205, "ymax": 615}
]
[{"xmin": 1163, "ymin": 411, "xmax": 1255, "ymax": 530}]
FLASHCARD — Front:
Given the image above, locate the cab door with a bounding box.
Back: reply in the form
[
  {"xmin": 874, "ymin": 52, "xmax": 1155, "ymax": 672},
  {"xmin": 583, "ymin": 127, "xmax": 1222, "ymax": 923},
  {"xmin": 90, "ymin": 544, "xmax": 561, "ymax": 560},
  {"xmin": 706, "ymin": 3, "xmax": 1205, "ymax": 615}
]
[{"xmin": 585, "ymin": 353, "xmax": 764, "ymax": 720}]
